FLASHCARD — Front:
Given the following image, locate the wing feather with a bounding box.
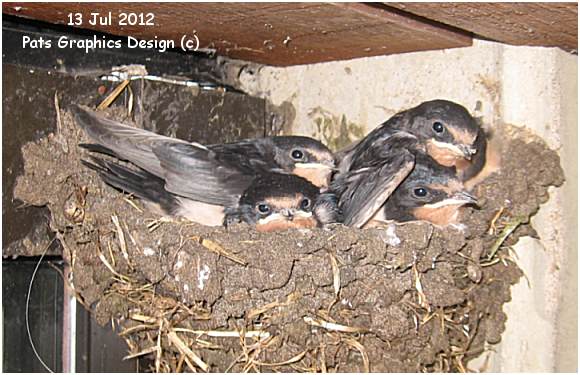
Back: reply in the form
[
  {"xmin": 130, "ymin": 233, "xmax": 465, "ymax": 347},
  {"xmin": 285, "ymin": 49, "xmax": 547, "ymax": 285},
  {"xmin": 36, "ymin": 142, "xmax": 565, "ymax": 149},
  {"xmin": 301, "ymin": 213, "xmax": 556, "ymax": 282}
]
[
  {"xmin": 152, "ymin": 142, "xmax": 256, "ymax": 207},
  {"xmin": 336, "ymin": 150, "xmax": 415, "ymax": 228},
  {"xmin": 71, "ymin": 105, "xmax": 204, "ymax": 178}
]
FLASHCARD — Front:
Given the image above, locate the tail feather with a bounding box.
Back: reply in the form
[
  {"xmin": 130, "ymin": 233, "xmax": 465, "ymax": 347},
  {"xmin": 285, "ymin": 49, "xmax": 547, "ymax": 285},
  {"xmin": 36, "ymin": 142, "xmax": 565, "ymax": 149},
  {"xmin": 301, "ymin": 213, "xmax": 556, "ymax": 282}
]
[
  {"xmin": 79, "ymin": 143, "xmax": 121, "ymax": 159},
  {"xmin": 82, "ymin": 156, "xmax": 179, "ymax": 215},
  {"xmin": 71, "ymin": 105, "xmax": 170, "ymax": 177}
]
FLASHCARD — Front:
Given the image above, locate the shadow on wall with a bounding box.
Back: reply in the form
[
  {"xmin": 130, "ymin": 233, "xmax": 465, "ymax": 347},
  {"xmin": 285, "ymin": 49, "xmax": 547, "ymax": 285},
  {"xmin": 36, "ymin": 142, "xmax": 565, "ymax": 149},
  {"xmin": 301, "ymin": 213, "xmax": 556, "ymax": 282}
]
[{"xmin": 308, "ymin": 107, "xmax": 366, "ymax": 151}]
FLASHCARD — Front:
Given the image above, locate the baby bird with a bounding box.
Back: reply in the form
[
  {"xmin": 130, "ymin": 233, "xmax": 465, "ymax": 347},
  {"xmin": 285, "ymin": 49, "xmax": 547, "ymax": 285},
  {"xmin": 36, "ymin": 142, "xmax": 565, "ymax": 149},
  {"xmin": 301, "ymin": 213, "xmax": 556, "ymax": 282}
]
[{"xmin": 73, "ymin": 105, "xmax": 336, "ymax": 227}]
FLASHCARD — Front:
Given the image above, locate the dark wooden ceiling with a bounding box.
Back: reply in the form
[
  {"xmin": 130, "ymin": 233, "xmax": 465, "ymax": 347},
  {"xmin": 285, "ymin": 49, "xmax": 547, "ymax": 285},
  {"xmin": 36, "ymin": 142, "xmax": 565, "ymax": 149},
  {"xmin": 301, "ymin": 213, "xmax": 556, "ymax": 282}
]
[
  {"xmin": 2, "ymin": 2, "xmax": 577, "ymax": 66},
  {"xmin": 388, "ymin": 3, "xmax": 578, "ymax": 52}
]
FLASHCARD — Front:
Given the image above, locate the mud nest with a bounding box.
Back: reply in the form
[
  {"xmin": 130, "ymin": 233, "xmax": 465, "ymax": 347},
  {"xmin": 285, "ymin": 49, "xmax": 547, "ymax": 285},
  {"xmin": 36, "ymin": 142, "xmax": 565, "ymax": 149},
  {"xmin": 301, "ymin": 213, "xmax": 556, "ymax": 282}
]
[{"xmin": 15, "ymin": 106, "xmax": 564, "ymax": 372}]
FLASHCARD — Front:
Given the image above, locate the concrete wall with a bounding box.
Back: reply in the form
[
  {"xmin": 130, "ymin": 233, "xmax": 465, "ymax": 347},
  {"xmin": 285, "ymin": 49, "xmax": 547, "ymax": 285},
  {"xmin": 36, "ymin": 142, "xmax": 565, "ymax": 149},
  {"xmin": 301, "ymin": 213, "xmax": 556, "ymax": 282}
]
[{"xmin": 237, "ymin": 40, "xmax": 578, "ymax": 372}]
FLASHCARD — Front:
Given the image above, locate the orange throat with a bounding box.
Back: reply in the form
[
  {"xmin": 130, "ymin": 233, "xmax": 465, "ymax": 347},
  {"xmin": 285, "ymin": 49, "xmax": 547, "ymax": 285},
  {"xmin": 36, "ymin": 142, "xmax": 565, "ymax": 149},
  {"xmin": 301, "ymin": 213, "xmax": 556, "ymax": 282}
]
[
  {"xmin": 255, "ymin": 217, "xmax": 318, "ymax": 232},
  {"xmin": 426, "ymin": 140, "xmax": 464, "ymax": 168},
  {"xmin": 411, "ymin": 204, "xmax": 465, "ymax": 226},
  {"xmin": 292, "ymin": 166, "xmax": 331, "ymax": 188}
]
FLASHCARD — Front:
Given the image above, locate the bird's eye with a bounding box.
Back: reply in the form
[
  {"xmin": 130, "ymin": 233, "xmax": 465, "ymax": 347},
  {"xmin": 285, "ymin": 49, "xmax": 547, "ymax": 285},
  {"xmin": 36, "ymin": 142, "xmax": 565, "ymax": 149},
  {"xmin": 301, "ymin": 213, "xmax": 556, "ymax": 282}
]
[
  {"xmin": 257, "ymin": 204, "xmax": 270, "ymax": 214},
  {"xmin": 414, "ymin": 188, "xmax": 428, "ymax": 197},
  {"xmin": 300, "ymin": 198, "xmax": 311, "ymax": 211},
  {"xmin": 291, "ymin": 149, "xmax": 304, "ymax": 160},
  {"xmin": 432, "ymin": 121, "xmax": 445, "ymax": 133}
]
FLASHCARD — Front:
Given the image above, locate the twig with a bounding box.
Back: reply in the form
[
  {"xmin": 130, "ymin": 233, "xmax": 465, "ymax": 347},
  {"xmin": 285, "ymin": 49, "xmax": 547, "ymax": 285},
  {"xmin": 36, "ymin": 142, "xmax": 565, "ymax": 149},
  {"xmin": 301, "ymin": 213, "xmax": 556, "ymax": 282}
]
[
  {"xmin": 252, "ymin": 350, "xmax": 307, "ymax": 367},
  {"xmin": 328, "ymin": 251, "xmax": 340, "ymax": 297},
  {"xmin": 123, "ymin": 197, "xmax": 143, "ymax": 212},
  {"xmin": 487, "ymin": 217, "xmax": 524, "ymax": 260},
  {"xmin": 303, "ymin": 316, "xmax": 367, "ymax": 333},
  {"xmin": 98, "ymin": 79, "xmax": 130, "ymax": 109},
  {"xmin": 167, "ymin": 330, "xmax": 209, "ymax": 371},
  {"xmin": 173, "ymin": 327, "xmax": 270, "ymax": 339},
  {"xmin": 97, "ymin": 247, "xmax": 132, "ymax": 283},
  {"xmin": 155, "ymin": 319, "xmax": 163, "ymax": 373},
  {"xmin": 111, "ymin": 215, "xmax": 131, "ymax": 267},
  {"xmin": 412, "ymin": 264, "xmax": 430, "ymax": 310},
  {"xmin": 247, "ymin": 291, "xmax": 299, "ymax": 320},
  {"xmin": 190, "ymin": 235, "xmax": 247, "ymax": 266},
  {"xmin": 54, "ymin": 92, "xmax": 62, "ymax": 132},
  {"xmin": 343, "ymin": 338, "xmax": 370, "ymax": 372},
  {"xmin": 123, "ymin": 345, "xmax": 158, "ymax": 360},
  {"xmin": 487, "ymin": 207, "xmax": 505, "ymax": 235}
]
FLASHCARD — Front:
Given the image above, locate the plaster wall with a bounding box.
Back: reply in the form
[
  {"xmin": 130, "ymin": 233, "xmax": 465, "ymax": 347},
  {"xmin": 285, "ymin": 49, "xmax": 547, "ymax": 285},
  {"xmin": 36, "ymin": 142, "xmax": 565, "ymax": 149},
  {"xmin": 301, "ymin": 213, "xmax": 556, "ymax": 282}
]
[{"xmin": 238, "ymin": 39, "xmax": 578, "ymax": 372}]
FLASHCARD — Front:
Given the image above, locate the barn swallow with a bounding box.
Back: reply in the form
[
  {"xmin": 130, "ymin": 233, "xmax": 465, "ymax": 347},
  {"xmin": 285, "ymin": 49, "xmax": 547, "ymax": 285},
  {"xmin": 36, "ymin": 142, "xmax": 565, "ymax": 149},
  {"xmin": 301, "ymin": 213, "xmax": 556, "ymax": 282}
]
[
  {"xmin": 331, "ymin": 132, "xmax": 417, "ymax": 227},
  {"xmin": 224, "ymin": 173, "xmax": 340, "ymax": 232},
  {"xmin": 71, "ymin": 105, "xmax": 335, "ymax": 192},
  {"xmin": 82, "ymin": 156, "xmax": 339, "ymax": 231},
  {"xmin": 72, "ymin": 105, "xmax": 334, "ymax": 218},
  {"xmin": 333, "ymin": 140, "xmax": 478, "ymax": 228},
  {"xmin": 366, "ymin": 154, "xmax": 478, "ymax": 227},
  {"xmin": 333, "ymin": 100, "xmax": 486, "ymax": 227},
  {"xmin": 72, "ymin": 105, "xmax": 336, "ymax": 227},
  {"xmin": 336, "ymin": 99, "xmax": 486, "ymax": 180}
]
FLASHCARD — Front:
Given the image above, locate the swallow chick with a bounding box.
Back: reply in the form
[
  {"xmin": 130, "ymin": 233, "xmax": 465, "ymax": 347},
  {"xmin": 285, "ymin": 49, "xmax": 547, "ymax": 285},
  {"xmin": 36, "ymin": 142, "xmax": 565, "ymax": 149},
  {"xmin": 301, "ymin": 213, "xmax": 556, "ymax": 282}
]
[
  {"xmin": 332, "ymin": 132, "xmax": 418, "ymax": 228},
  {"xmin": 333, "ymin": 100, "xmax": 486, "ymax": 227},
  {"xmin": 337, "ymin": 99, "xmax": 486, "ymax": 180},
  {"xmin": 368, "ymin": 154, "xmax": 479, "ymax": 227},
  {"xmin": 224, "ymin": 173, "xmax": 340, "ymax": 232},
  {"xmin": 80, "ymin": 155, "xmax": 214, "ymax": 222},
  {"xmin": 72, "ymin": 105, "xmax": 335, "ymax": 190},
  {"xmin": 72, "ymin": 105, "xmax": 336, "ymax": 226},
  {"xmin": 82, "ymin": 155, "xmax": 339, "ymax": 231}
]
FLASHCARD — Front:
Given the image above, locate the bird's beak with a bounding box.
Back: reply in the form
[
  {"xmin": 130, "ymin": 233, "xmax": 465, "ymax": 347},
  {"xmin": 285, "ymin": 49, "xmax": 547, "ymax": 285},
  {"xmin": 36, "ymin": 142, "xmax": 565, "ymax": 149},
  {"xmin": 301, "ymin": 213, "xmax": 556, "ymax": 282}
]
[
  {"xmin": 255, "ymin": 210, "xmax": 317, "ymax": 232},
  {"xmin": 281, "ymin": 208, "xmax": 294, "ymax": 221},
  {"xmin": 451, "ymin": 191, "xmax": 479, "ymax": 206},
  {"xmin": 458, "ymin": 145, "xmax": 477, "ymax": 160},
  {"xmin": 294, "ymin": 162, "xmax": 335, "ymax": 170},
  {"xmin": 260, "ymin": 209, "xmax": 313, "ymax": 224},
  {"xmin": 427, "ymin": 139, "xmax": 476, "ymax": 162},
  {"xmin": 424, "ymin": 191, "xmax": 479, "ymax": 209}
]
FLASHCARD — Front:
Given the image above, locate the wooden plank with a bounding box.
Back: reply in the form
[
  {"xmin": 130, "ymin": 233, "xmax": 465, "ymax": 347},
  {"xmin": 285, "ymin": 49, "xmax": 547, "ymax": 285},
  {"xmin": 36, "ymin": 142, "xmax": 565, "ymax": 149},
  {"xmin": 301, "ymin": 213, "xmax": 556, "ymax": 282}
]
[
  {"xmin": 387, "ymin": 3, "xmax": 578, "ymax": 52},
  {"xmin": 2, "ymin": 2, "xmax": 472, "ymax": 66}
]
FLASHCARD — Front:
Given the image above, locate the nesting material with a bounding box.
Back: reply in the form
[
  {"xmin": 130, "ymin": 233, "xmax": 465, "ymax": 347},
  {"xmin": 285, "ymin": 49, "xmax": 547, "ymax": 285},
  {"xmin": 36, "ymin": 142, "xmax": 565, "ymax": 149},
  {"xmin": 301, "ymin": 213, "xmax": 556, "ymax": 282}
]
[{"xmin": 14, "ymin": 107, "xmax": 564, "ymax": 372}]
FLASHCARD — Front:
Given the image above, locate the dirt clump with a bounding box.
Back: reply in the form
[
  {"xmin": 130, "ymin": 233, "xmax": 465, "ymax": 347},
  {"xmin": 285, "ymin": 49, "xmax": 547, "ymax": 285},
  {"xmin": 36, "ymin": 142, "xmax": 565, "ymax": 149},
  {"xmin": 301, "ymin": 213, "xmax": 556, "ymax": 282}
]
[{"xmin": 14, "ymin": 109, "xmax": 564, "ymax": 372}]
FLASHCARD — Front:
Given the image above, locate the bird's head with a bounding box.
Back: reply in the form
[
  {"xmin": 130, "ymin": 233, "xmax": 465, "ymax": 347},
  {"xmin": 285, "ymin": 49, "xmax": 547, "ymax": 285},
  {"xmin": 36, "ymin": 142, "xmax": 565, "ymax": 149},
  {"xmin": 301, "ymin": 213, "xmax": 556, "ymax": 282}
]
[
  {"xmin": 403, "ymin": 100, "xmax": 480, "ymax": 167},
  {"xmin": 385, "ymin": 154, "xmax": 478, "ymax": 226},
  {"xmin": 271, "ymin": 136, "xmax": 335, "ymax": 188},
  {"xmin": 231, "ymin": 173, "xmax": 338, "ymax": 232}
]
